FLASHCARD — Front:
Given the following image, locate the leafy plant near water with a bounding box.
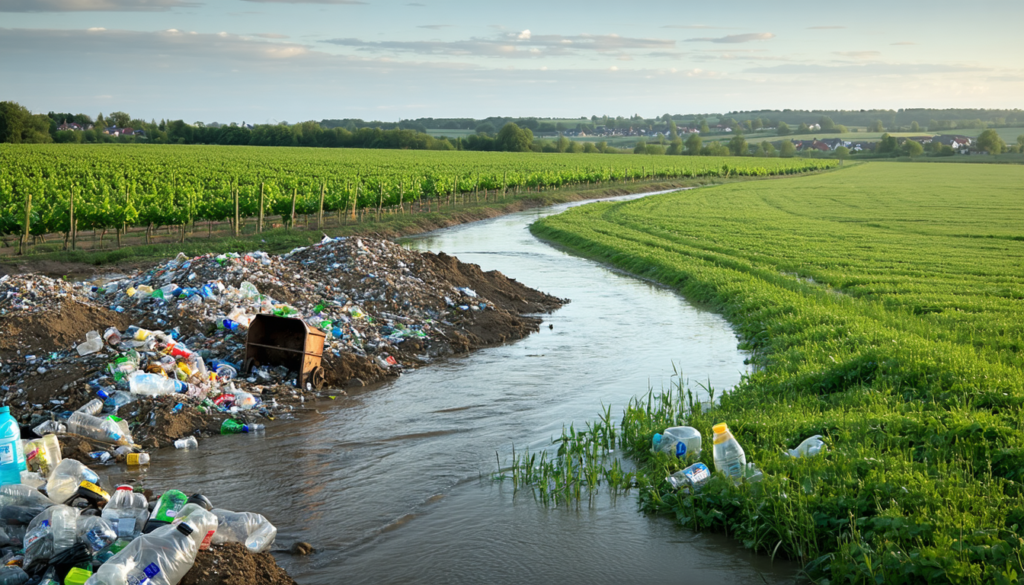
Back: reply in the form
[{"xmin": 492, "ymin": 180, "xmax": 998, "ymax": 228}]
[{"xmin": 528, "ymin": 162, "xmax": 1024, "ymax": 584}]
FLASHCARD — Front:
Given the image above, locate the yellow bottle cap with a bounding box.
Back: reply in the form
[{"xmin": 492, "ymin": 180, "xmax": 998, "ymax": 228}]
[{"xmin": 712, "ymin": 423, "xmax": 728, "ymax": 434}]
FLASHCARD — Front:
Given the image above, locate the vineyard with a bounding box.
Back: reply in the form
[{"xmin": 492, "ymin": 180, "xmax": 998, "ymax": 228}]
[{"xmin": 0, "ymin": 144, "xmax": 836, "ymax": 252}]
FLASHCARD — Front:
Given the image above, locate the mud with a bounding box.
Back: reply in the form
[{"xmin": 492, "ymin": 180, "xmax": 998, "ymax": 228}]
[{"xmin": 179, "ymin": 543, "xmax": 298, "ymax": 585}]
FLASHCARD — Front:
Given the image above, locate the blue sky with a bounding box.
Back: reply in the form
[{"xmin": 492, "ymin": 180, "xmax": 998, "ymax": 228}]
[{"xmin": 2, "ymin": 0, "xmax": 1021, "ymax": 123}]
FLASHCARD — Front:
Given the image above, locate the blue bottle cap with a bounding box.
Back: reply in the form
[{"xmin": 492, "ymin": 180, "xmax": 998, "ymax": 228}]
[{"xmin": 652, "ymin": 433, "xmax": 662, "ymax": 448}]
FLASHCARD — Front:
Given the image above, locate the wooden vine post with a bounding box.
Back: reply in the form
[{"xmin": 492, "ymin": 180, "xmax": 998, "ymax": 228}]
[
  {"xmin": 318, "ymin": 183, "xmax": 325, "ymax": 228},
  {"xmin": 233, "ymin": 187, "xmax": 240, "ymax": 237},
  {"xmin": 68, "ymin": 187, "xmax": 76, "ymax": 251},
  {"xmin": 18, "ymin": 193, "xmax": 31, "ymax": 255},
  {"xmin": 257, "ymin": 182, "xmax": 265, "ymax": 233},
  {"xmin": 502, "ymin": 171, "xmax": 507, "ymax": 199},
  {"xmin": 290, "ymin": 188, "xmax": 297, "ymax": 230},
  {"xmin": 398, "ymin": 181, "xmax": 404, "ymax": 213},
  {"xmin": 350, "ymin": 180, "xmax": 359, "ymax": 221},
  {"xmin": 377, "ymin": 182, "xmax": 384, "ymax": 221}
]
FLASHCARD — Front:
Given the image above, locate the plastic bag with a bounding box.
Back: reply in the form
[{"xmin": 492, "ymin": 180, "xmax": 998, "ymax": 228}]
[{"xmin": 787, "ymin": 435, "xmax": 827, "ymax": 458}]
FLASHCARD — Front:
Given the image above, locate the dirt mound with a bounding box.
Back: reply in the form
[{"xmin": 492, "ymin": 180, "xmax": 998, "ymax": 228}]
[
  {"xmin": 180, "ymin": 543, "xmax": 298, "ymax": 585},
  {"xmin": 0, "ymin": 299, "xmax": 134, "ymax": 360},
  {"xmin": 423, "ymin": 251, "xmax": 565, "ymax": 315}
]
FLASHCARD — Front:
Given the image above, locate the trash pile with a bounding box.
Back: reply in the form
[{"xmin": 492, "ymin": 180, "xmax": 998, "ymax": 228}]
[
  {"xmin": 0, "ymin": 236, "xmax": 564, "ymax": 454},
  {"xmin": 0, "ymin": 402, "xmax": 286, "ymax": 585}
]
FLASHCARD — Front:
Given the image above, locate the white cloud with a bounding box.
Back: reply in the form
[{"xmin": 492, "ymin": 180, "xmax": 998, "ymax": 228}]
[
  {"xmin": 686, "ymin": 33, "xmax": 775, "ymax": 43},
  {"xmin": 0, "ymin": 0, "xmax": 196, "ymax": 11},
  {"xmin": 323, "ymin": 32, "xmax": 675, "ymax": 59},
  {"xmin": 517, "ymin": 29, "xmax": 531, "ymax": 40},
  {"xmin": 833, "ymin": 51, "xmax": 881, "ymax": 59},
  {"xmin": 253, "ymin": 32, "xmax": 289, "ymax": 39}
]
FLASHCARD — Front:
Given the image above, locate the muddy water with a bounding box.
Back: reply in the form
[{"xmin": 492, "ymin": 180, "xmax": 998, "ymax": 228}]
[{"xmin": 127, "ymin": 191, "xmax": 800, "ymax": 584}]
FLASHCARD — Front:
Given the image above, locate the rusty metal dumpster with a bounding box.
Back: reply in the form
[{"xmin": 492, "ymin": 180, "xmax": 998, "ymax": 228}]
[{"xmin": 244, "ymin": 314, "xmax": 327, "ymax": 389}]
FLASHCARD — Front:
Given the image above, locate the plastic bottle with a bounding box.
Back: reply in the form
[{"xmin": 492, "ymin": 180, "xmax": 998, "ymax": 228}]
[
  {"xmin": 46, "ymin": 459, "xmax": 102, "ymax": 504},
  {"xmin": 127, "ymin": 373, "xmax": 177, "ymax": 396},
  {"xmin": 0, "ymin": 566, "xmax": 28, "ymax": 585},
  {"xmin": 76, "ymin": 331, "xmax": 104, "ymax": 356},
  {"xmin": 0, "ymin": 406, "xmax": 26, "ymax": 484},
  {"xmin": 77, "ymin": 516, "xmax": 118, "ymax": 554},
  {"xmin": 85, "ymin": 522, "xmax": 200, "ymax": 585},
  {"xmin": 24, "ymin": 434, "xmax": 62, "ymax": 478},
  {"xmin": 653, "ymin": 426, "xmax": 702, "ymax": 460},
  {"xmin": 667, "ymin": 462, "xmax": 712, "ymax": 491},
  {"xmin": 77, "ymin": 399, "xmax": 104, "ymax": 416},
  {"xmin": 103, "ymin": 391, "xmax": 136, "ymax": 411},
  {"xmin": 787, "ymin": 435, "xmax": 827, "ymax": 458},
  {"xmin": 210, "ymin": 509, "xmax": 277, "ymax": 553},
  {"xmin": 145, "ymin": 490, "xmax": 188, "ymax": 533},
  {"xmin": 220, "ymin": 419, "xmax": 264, "ymax": 435},
  {"xmin": 126, "ymin": 453, "xmax": 150, "ymax": 466},
  {"xmin": 102, "ymin": 486, "xmax": 149, "ymax": 541},
  {"xmin": 23, "ymin": 504, "xmax": 79, "ymax": 569},
  {"xmin": 173, "ymin": 504, "xmax": 218, "ymax": 551},
  {"xmin": 173, "ymin": 437, "xmax": 198, "ymax": 450},
  {"xmin": 712, "ymin": 423, "xmax": 746, "ymax": 479},
  {"xmin": 231, "ymin": 389, "xmax": 258, "ymax": 410},
  {"xmin": 68, "ymin": 412, "xmax": 133, "ymax": 446}
]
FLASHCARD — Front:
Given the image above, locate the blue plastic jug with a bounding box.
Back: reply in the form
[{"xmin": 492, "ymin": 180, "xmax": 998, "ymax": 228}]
[{"xmin": 0, "ymin": 406, "xmax": 26, "ymax": 484}]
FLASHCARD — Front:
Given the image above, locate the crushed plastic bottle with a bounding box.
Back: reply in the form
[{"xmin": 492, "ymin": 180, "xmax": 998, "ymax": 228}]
[
  {"xmin": 77, "ymin": 516, "xmax": 118, "ymax": 554},
  {"xmin": 712, "ymin": 423, "xmax": 746, "ymax": 479},
  {"xmin": 173, "ymin": 437, "xmax": 198, "ymax": 450},
  {"xmin": 68, "ymin": 412, "xmax": 133, "ymax": 446},
  {"xmin": 652, "ymin": 426, "xmax": 702, "ymax": 460},
  {"xmin": 24, "ymin": 434, "xmax": 62, "ymax": 478},
  {"xmin": 787, "ymin": 435, "xmax": 827, "ymax": 458},
  {"xmin": 127, "ymin": 373, "xmax": 179, "ymax": 396},
  {"xmin": 85, "ymin": 522, "xmax": 200, "ymax": 585},
  {"xmin": 220, "ymin": 419, "xmax": 264, "ymax": 435},
  {"xmin": 46, "ymin": 459, "xmax": 102, "ymax": 504},
  {"xmin": 667, "ymin": 462, "xmax": 712, "ymax": 492},
  {"xmin": 210, "ymin": 509, "xmax": 277, "ymax": 553},
  {"xmin": 77, "ymin": 399, "xmax": 104, "ymax": 416},
  {"xmin": 23, "ymin": 504, "xmax": 79, "ymax": 570},
  {"xmin": 101, "ymin": 486, "xmax": 149, "ymax": 542},
  {"xmin": 32, "ymin": 420, "xmax": 66, "ymax": 436},
  {"xmin": 173, "ymin": 503, "xmax": 218, "ymax": 551}
]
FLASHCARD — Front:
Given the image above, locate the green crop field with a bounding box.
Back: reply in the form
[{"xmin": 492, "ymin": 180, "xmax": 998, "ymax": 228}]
[
  {"xmin": 0, "ymin": 144, "xmax": 834, "ymax": 242},
  {"xmin": 529, "ymin": 163, "xmax": 1024, "ymax": 583}
]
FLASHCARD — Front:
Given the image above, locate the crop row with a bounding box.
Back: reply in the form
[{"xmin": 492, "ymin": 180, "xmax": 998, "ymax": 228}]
[{"xmin": 0, "ymin": 144, "xmax": 835, "ymax": 239}]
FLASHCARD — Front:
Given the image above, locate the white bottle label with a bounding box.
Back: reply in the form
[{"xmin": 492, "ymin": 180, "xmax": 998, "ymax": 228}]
[{"xmin": 0, "ymin": 443, "xmax": 14, "ymax": 465}]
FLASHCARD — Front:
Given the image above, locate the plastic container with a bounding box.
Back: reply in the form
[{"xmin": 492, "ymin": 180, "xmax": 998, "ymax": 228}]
[
  {"xmin": 173, "ymin": 437, "xmax": 198, "ymax": 450},
  {"xmin": 0, "ymin": 566, "xmax": 28, "ymax": 585},
  {"xmin": 127, "ymin": 373, "xmax": 177, "ymax": 397},
  {"xmin": 24, "ymin": 434, "xmax": 62, "ymax": 478},
  {"xmin": 144, "ymin": 490, "xmax": 188, "ymax": 534},
  {"xmin": 86, "ymin": 522, "xmax": 200, "ymax": 585},
  {"xmin": 210, "ymin": 508, "xmax": 277, "ymax": 553},
  {"xmin": 174, "ymin": 503, "xmax": 219, "ymax": 551},
  {"xmin": 653, "ymin": 426, "xmax": 702, "ymax": 460},
  {"xmin": 77, "ymin": 516, "xmax": 118, "ymax": 554},
  {"xmin": 77, "ymin": 399, "xmax": 104, "ymax": 416},
  {"xmin": 76, "ymin": 331, "xmax": 104, "ymax": 356},
  {"xmin": 667, "ymin": 462, "xmax": 711, "ymax": 491},
  {"xmin": 68, "ymin": 412, "xmax": 133, "ymax": 446},
  {"xmin": 712, "ymin": 423, "xmax": 746, "ymax": 479},
  {"xmin": 102, "ymin": 486, "xmax": 149, "ymax": 541},
  {"xmin": 102, "ymin": 327, "xmax": 122, "ymax": 346},
  {"xmin": 45, "ymin": 459, "xmax": 101, "ymax": 504},
  {"xmin": 0, "ymin": 406, "xmax": 27, "ymax": 484},
  {"xmin": 787, "ymin": 435, "xmax": 827, "ymax": 458},
  {"xmin": 23, "ymin": 504, "xmax": 79, "ymax": 569},
  {"xmin": 126, "ymin": 453, "xmax": 150, "ymax": 466},
  {"xmin": 63, "ymin": 567, "xmax": 91, "ymax": 585}
]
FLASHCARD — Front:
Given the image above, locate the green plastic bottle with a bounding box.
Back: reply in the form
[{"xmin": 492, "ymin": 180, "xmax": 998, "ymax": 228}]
[
  {"xmin": 220, "ymin": 419, "xmax": 264, "ymax": 435},
  {"xmin": 145, "ymin": 489, "xmax": 188, "ymax": 533}
]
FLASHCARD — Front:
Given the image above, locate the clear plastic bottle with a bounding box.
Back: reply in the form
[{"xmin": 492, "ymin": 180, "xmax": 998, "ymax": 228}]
[
  {"xmin": 46, "ymin": 459, "xmax": 102, "ymax": 504},
  {"xmin": 103, "ymin": 391, "xmax": 136, "ymax": 411},
  {"xmin": 667, "ymin": 462, "xmax": 711, "ymax": 491},
  {"xmin": 68, "ymin": 412, "xmax": 133, "ymax": 446},
  {"xmin": 173, "ymin": 504, "xmax": 218, "ymax": 551},
  {"xmin": 24, "ymin": 504, "xmax": 79, "ymax": 568},
  {"xmin": 24, "ymin": 434, "xmax": 62, "ymax": 478},
  {"xmin": 712, "ymin": 423, "xmax": 746, "ymax": 479},
  {"xmin": 77, "ymin": 516, "xmax": 118, "ymax": 554},
  {"xmin": 210, "ymin": 509, "xmax": 277, "ymax": 553},
  {"xmin": 85, "ymin": 522, "xmax": 200, "ymax": 585},
  {"xmin": 77, "ymin": 399, "xmax": 104, "ymax": 416},
  {"xmin": 653, "ymin": 426, "xmax": 702, "ymax": 460},
  {"xmin": 101, "ymin": 486, "xmax": 149, "ymax": 542},
  {"xmin": 173, "ymin": 437, "xmax": 198, "ymax": 450},
  {"xmin": 127, "ymin": 373, "xmax": 177, "ymax": 397},
  {"xmin": 0, "ymin": 406, "xmax": 26, "ymax": 483},
  {"xmin": 76, "ymin": 331, "xmax": 104, "ymax": 356}
]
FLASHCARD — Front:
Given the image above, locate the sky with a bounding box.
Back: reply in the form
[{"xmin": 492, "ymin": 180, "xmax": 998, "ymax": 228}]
[{"xmin": 1, "ymin": 0, "xmax": 1022, "ymax": 124}]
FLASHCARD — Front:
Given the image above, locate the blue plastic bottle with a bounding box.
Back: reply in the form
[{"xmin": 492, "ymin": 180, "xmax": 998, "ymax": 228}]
[{"xmin": 0, "ymin": 406, "xmax": 26, "ymax": 484}]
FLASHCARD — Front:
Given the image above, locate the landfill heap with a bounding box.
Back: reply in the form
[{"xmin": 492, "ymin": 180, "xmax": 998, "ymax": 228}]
[
  {"xmin": 0, "ymin": 449, "xmax": 293, "ymax": 585},
  {"xmin": 0, "ymin": 236, "xmax": 564, "ymax": 457}
]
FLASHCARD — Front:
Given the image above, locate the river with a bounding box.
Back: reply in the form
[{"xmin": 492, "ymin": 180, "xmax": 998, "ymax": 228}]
[{"xmin": 122, "ymin": 190, "xmax": 799, "ymax": 584}]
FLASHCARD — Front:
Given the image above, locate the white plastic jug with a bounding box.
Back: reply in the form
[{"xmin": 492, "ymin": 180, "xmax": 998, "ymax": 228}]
[{"xmin": 653, "ymin": 426, "xmax": 702, "ymax": 460}]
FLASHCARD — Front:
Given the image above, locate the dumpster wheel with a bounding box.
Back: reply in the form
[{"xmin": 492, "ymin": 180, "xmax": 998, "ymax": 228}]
[
  {"xmin": 309, "ymin": 368, "xmax": 325, "ymax": 391},
  {"xmin": 310, "ymin": 366, "xmax": 325, "ymax": 390}
]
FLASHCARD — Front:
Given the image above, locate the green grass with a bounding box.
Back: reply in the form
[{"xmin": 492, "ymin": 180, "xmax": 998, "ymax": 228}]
[{"xmin": 529, "ymin": 163, "xmax": 1024, "ymax": 584}]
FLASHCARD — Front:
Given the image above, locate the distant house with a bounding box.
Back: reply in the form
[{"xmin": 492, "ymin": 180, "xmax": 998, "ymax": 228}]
[
  {"xmin": 848, "ymin": 142, "xmax": 874, "ymax": 152},
  {"xmin": 819, "ymin": 138, "xmax": 845, "ymax": 151},
  {"xmin": 57, "ymin": 121, "xmax": 85, "ymax": 131}
]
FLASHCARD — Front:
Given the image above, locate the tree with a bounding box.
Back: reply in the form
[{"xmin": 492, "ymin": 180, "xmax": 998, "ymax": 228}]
[
  {"xmin": 668, "ymin": 120, "xmax": 679, "ymax": 140},
  {"xmin": 818, "ymin": 116, "xmax": 836, "ymax": 131},
  {"xmin": 868, "ymin": 120, "xmax": 884, "ymax": 133},
  {"xmin": 777, "ymin": 122, "xmax": 791, "ymax": 136},
  {"xmin": 976, "ymin": 129, "xmax": 1006, "ymax": 154},
  {"xmin": 903, "ymin": 140, "xmax": 924, "ymax": 157},
  {"xmin": 699, "ymin": 120, "xmax": 710, "ymax": 134},
  {"xmin": 779, "ymin": 140, "xmax": 796, "ymax": 158},
  {"xmin": 760, "ymin": 141, "xmax": 776, "ymax": 157},
  {"xmin": 633, "ymin": 140, "xmax": 647, "ymax": 154},
  {"xmin": 797, "ymin": 123, "xmax": 810, "ymax": 134},
  {"xmin": 108, "ymin": 111, "xmax": 131, "ymax": 128},
  {"xmin": 556, "ymin": 134, "xmax": 570, "ymax": 153},
  {"xmin": 496, "ymin": 123, "xmax": 533, "ymax": 152},
  {"xmin": 728, "ymin": 134, "xmax": 748, "ymax": 156},
  {"xmin": 877, "ymin": 133, "xmax": 899, "ymax": 154},
  {"xmin": 835, "ymin": 146, "xmax": 850, "ymax": 164},
  {"xmin": 475, "ymin": 123, "xmax": 495, "ymax": 135},
  {"xmin": 910, "ymin": 121, "xmax": 921, "ymax": 132},
  {"xmin": 0, "ymin": 101, "xmax": 53, "ymax": 143},
  {"xmin": 685, "ymin": 132, "xmax": 702, "ymax": 155},
  {"xmin": 667, "ymin": 137, "xmax": 683, "ymax": 155}
]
